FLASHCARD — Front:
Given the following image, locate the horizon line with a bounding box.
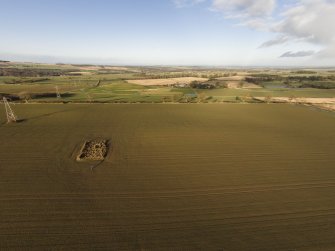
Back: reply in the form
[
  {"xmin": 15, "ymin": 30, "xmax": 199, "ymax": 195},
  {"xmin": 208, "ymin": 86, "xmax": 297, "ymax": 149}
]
[{"xmin": 2, "ymin": 59, "xmax": 335, "ymax": 69}]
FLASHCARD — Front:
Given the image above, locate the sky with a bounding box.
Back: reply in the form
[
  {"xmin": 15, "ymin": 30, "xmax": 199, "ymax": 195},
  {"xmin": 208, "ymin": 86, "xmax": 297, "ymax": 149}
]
[{"xmin": 0, "ymin": 0, "xmax": 334, "ymax": 66}]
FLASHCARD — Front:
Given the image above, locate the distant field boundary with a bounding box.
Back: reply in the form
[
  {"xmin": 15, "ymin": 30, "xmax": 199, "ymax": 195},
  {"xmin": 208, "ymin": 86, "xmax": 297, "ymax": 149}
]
[{"xmin": 126, "ymin": 77, "xmax": 208, "ymax": 86}]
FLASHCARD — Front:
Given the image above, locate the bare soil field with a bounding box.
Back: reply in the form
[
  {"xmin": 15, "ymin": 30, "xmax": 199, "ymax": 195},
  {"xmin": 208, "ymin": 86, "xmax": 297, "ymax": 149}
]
[
  {"xmin": 226, "ymin": 82, "xmax": 262, "ymax": 89},
  {"xmin": 255, "ymin": 97, "xmax": 335, "ymax": 111},
  {"xmin": 216, "ymin": 75, "xmax": 246, "ymax": 81},
  {"xmin": 0, "ymin": 104, "xmax": 335, "ymax": 250},
  {"xmin": 127, "ymin": 77, "xmax": 208, "ymax": 86}
]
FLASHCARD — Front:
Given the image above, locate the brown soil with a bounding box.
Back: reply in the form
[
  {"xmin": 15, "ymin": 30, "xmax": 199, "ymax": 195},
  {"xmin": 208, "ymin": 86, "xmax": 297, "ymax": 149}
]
[
  {"xmin": 1, "ymin": 104, "xmax": 335, "ymax": 250},
  {"xmin": 127, "ymin": 77, "xmax": 208, "ymax": 86}
]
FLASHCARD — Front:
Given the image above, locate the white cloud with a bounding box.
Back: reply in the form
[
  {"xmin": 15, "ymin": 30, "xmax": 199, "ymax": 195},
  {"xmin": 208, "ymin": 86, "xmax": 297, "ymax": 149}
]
[
  {"xmin": 173, "ymin": 0, "xmax": 335, "ymax": 62},
  {"xmin": 212, "ymin": 0, "xmax": 335, "ymax": 59},
  {"xmin": 239, "ymin": 18, "xmax": 270, "ymax": 30},
  {"xmin": 259, "ymin": 36, "xmax": 289, "ymax": 48},
  {"xmin": 280, "ymin": 50, "xmax": 315, "ymax": 57},
  {"xmin": 209, "ymin": 0, "xmax": 277, "ymax": 32},
  {"xmin": 274, "ymin": 1, "xmax": 335, "ymax": 43},
  {"xmin": 264, "ymin": 0, "xmax": 335, "ymax": 58},
  {"xmin": 173, "ymin": 0, "xmax": 206, "ymax": 8},
  {"xmin": 318, "ymin": 44, "xmax": 335, "ymax": 57},
  {"xmin": 211, "ymin": 0, "xmax": 276, "ymax": 18}
]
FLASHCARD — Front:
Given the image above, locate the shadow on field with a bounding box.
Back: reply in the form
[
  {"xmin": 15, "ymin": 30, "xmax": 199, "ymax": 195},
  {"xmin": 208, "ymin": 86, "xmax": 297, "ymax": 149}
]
[
  {"xmin": 0, "ymin": 119, "xmax": 26, "ymax": 126},
  {"xmin": 0, "ymin": 93, "xmax": 21, "ymax": 101},
  {"xmin": 16, "ymin": 119, "xmax": 26, "ymax": 123},
  {"xmin": 27, "ymin": 106, "xmax": 86, "ymax": 121},
  {"xmin": 31, "ymin": 93, "xmax": 75, "ymax": 99}
]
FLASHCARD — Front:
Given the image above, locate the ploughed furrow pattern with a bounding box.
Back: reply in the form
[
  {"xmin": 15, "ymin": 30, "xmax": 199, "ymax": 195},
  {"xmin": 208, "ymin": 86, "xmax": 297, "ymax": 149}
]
[{"xmin": 0, "ymin": 104, "xmax": 334, "ymax": 250}]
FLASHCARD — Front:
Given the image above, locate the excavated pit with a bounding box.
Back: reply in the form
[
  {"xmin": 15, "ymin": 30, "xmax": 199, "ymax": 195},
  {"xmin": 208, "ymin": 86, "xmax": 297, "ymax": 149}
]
[{"xmin": 77, "ymin": 139, "xmax": 108, "ymax": 161}]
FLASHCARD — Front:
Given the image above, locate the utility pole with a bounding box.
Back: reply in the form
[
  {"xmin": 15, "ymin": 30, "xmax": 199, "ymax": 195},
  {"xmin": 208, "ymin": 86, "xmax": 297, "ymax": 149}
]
[
  {"xmin": 55, "ymin": 86, "xmax": 61, "ymax": 99},
  {"xmin": 3, "ymin": 97, "xmax": 17, "ymax": 123},
  {"xmin": 81, "ymin": 89, "xmax": 93, "ymax": 103}
]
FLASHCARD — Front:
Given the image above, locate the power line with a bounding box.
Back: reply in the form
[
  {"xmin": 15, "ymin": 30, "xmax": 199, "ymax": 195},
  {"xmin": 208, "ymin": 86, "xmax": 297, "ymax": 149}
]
[
  {"xmin": 55, "ymin": 86, "xmax": 61, "ymax": 99},
  {"xmin": 3, "ymin": 97, "xmax": 18, "ymax": 123}
]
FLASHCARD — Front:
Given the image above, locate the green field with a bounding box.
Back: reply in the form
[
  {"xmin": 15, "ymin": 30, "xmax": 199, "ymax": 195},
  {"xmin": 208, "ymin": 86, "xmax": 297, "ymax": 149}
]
[
  {"xmin": 1, "ymin": 63, "xmax": 335, "ymax": 104},
  {"xmin": 1, "ymin": 104, "xmax": 335, "ymax": 250}
]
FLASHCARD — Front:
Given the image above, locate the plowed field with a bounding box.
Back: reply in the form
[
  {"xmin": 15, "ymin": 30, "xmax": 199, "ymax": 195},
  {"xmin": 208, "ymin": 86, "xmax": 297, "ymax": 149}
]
[{"xmin": 0, "ymin": 104, "xmax": 335, "ymax": 250}]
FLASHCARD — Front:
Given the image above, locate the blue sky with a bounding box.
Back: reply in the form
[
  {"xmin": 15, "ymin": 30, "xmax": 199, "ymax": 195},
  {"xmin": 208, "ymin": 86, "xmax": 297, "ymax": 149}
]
[{"xmin": 0, "ymin": 0, "xmax": 334, "ymax": 66}]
